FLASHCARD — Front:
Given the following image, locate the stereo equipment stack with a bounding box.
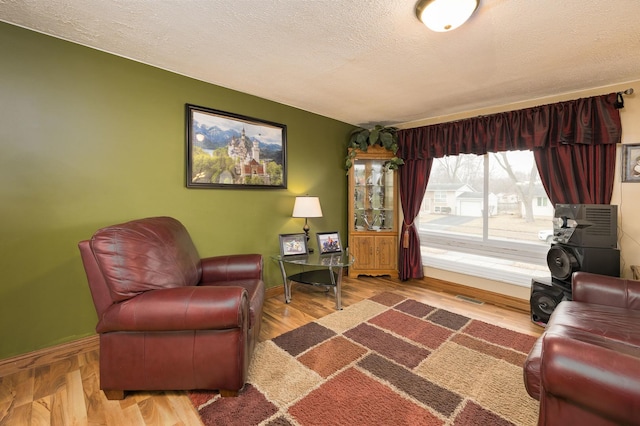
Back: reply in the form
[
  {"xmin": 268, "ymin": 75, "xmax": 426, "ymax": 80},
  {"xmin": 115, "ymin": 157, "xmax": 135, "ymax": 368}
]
[{"xmin": 530, "ymin": 204, "xmax": 619, "ymax": 326}]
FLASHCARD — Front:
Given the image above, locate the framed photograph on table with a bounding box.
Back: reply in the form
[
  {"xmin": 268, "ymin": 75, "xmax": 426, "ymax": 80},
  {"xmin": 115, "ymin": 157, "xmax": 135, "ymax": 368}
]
[
  {"xmin": 622, "ymin": 144, "xmax": 640, "ymax": 182},
  {"xmin": 316, "ymin": 231, "xmax": 342, "ymax": 254},
  {"xmin": 279, "ymin": 233, "xmax": 308, "ymax": 256}
]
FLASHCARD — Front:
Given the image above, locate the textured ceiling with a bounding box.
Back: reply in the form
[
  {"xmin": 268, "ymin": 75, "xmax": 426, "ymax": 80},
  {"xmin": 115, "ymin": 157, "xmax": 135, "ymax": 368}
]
[{"xmin": 1, "ymin": 0, "xmax": 640, "ymax": 127}]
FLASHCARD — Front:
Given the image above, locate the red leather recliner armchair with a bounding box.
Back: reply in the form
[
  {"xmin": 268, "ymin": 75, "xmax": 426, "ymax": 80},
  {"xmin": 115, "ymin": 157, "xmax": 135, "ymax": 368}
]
[
  {"xmin": 524, "ymin": 272, "xmax": 640, "ymax": 425},
  {"xmin": 78, "ymin": 216, "xmax": 264, "ymax": 400}
]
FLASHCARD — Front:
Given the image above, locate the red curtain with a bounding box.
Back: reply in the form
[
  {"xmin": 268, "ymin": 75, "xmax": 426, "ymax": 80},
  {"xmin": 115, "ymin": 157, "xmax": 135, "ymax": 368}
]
[
  {"xmin": 534, "ymin": 143, "xmax": 617, "ymax": 204},
  {"xmin": 398, "ymin": 157, "xmax": 432, "ymax": 280},
  {"xmin": 396, "ymin": 93, "xmax": 622, "ymax": 280}
]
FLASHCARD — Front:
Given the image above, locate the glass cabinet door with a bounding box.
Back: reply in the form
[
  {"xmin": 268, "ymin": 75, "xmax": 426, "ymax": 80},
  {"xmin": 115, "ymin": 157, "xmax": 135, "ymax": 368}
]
[{"xmin": 353, "ymin": 158, "xmax": 395, "ymax": 232}]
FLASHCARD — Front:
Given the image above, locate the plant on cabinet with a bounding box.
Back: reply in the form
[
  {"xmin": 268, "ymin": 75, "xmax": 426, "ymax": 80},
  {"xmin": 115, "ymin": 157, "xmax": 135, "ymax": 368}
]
[{"xmin": 345, "ymin": 125, "xmax": 404, "ymax": 172}]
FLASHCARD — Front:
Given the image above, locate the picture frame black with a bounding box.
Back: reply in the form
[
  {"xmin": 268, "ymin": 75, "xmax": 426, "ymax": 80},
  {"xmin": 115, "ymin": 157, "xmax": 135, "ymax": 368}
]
[
  {"xmin": 279, "ymin": 233, "xmax": 308, "ymax": 256},
  {"xmin": 316, "ymin": 231, "xmax": 342, "ymax": 254},
  {"xmin": 622, "ymin": 143, "xmax": 640, "ymax": 182},
  {"xmin": 186, "ymin": 104, "xmax": 287, "ymax": 189}
]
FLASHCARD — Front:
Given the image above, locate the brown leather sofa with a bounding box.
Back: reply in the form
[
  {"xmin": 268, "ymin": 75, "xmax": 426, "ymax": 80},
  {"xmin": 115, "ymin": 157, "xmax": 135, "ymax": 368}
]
[
  {"xmin": 78, "ymin": 216, "xmax": 264, "ymax": 400},
  {"xmin": 524, "ymin": 271, "xmax": 640, "ymax": 425}
]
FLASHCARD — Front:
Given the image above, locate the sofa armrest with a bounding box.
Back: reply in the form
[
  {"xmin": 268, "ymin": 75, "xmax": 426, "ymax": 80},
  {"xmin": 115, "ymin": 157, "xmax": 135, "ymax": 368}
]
[
  {"xmin": 201, "ymin": 254, "xmax": 263, "ymax": 283},
  {"xmin": 572, "ymin": 271, "xmax": 640, "ymax": 310},
  {"xmin": 96, "ymin": 286, "xmax": 248, "ymax": 333},
  {"xmin": 541, "ymin": 331, "xmax": 640, "ymax": 424}
]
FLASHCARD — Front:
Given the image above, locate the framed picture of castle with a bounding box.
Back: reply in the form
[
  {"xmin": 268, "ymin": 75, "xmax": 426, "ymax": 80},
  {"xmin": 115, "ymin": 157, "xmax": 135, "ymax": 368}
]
[{"xmin": 186, "ymin": 104, "xmax": 287, "ymax": 189}]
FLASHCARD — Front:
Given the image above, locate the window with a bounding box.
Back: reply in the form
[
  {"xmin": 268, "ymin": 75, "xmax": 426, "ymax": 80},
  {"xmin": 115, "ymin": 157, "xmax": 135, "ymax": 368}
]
[{"xmin": 419, "ymin": 151, "xmax": 551, "ymax": 286}]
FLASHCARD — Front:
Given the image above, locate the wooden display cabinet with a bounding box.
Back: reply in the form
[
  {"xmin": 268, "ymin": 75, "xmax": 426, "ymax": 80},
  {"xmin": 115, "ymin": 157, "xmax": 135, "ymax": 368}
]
[{"xmin": 347, "ymin": 145, "xmax": 399, "ymax": 278}]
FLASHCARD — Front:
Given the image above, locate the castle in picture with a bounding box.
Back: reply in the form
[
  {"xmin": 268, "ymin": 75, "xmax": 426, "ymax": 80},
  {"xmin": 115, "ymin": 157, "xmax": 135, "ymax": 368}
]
[{"xmin": 225, "ymin": 128, "xmax": 271, "ymax": 185}]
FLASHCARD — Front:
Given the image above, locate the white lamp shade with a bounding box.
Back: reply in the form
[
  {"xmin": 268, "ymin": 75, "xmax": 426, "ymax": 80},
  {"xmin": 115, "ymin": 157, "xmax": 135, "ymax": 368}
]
[
  {"xmin": 292, "ymin": 196, "xmax": 323, "ymax": 218},
  {"xmin": 416, "ymin": 0, "xmax": 479, "ymax": 32}
]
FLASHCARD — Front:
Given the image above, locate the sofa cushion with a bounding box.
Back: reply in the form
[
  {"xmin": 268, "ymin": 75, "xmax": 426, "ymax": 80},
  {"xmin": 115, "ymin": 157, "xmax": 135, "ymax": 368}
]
[
  {"xmin": 548, "ymin": 301, "xmax": 640, "ymax": 346},
  {"xmin": 90, "ymin": 217, "xmax": 201, "ymax": 302},
  {"xmin": 538, "ymin": 328, "xmax": 640, "ymax": 425},
  {"xmin": 524, "ymin": 300, "xmax": 640, "ymax": 400}
]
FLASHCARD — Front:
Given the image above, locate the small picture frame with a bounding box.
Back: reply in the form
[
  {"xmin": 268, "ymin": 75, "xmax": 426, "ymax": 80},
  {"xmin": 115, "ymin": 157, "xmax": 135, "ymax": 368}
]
[
  {"xmin": 316, "ymin": 231, "xmax": 342, "ymax": 254},
  {"xmin": 622, "ymin": 144, "xmax": 640, "ymax": 182},
  {"xmin": 279, "ymin": 233, "xmax": 308, "ymax": 256}
]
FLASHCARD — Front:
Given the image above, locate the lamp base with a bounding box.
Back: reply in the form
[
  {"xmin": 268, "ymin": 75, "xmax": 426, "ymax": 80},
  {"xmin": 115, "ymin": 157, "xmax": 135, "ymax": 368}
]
[{"xmin": 303, "ymin": 223, "xmax": 314, "ymax": 253}]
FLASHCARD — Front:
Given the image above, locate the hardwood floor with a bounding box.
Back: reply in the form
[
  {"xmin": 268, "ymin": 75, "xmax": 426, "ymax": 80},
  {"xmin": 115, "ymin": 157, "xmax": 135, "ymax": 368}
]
[{"xmin": 0, "ymin": 276, "xmax": 542, "ymax": 425}]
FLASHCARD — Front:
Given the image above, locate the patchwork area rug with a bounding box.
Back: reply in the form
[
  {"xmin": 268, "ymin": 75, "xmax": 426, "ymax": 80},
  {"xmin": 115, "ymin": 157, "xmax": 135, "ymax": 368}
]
[{"xmin": 189, "ymin": 292, "xmax": 539, "ymax": 425}]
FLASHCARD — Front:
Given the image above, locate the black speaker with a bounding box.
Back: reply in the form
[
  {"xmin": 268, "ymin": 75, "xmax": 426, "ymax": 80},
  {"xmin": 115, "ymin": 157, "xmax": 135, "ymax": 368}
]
[
  {"xmin": 530, "ymin": 277, "xmax": 572, "ymax": 326},
  {"xmin": 553, "ymin": 204, "xmax": 617, "ymax": 248},
  {"xmin": 546, "ymin": 243, "xmax": 620, "ymax": 286}
]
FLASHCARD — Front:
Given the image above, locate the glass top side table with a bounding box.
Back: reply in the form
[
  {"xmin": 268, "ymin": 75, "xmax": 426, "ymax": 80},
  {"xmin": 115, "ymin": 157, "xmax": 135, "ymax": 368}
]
[{"xmin": 272, "ymin": 252, "xmax": 355, "ymax": 310}]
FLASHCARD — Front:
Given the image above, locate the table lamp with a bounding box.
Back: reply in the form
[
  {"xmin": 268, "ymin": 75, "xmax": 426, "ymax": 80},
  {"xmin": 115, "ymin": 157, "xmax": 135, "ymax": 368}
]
[{"xmin": 292, "ymin": 196, "xmax": 323, "ymax": 251}]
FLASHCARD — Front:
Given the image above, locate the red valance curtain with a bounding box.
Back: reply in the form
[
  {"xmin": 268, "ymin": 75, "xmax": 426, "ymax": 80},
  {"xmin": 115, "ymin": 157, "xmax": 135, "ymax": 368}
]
[{"xmin": 396, "ymin": 93, "xmax": 622, "ymax": 280}]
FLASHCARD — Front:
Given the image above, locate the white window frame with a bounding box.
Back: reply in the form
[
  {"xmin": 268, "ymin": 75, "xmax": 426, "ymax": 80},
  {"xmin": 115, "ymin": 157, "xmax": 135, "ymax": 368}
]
[{"xmin": 419, "ymin": 153, "xmax": 549, "ymax": 287}]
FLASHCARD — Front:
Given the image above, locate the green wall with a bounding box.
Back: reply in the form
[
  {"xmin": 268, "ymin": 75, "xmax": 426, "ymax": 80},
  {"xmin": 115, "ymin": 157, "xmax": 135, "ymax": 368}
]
[{"xmin": 0, "ymin": 22, "xmax": 354, "ymax": 360}]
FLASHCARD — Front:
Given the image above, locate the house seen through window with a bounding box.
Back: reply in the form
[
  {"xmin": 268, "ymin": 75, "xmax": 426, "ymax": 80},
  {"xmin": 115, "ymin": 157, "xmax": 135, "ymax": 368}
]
[{"xmin": 418, "ymin": 150, "xmax": 551, "ymax": 287}]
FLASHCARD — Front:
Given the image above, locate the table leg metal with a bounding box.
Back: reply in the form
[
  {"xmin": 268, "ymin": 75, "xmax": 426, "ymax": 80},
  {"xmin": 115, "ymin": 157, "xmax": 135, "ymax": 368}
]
[
  {"xmin": 278, "ymin": 260, "xmax": 292, "ymax": 303},
  {"xmin": 330, "ymin": 266, "xmax": 343, "ymax": 310}
]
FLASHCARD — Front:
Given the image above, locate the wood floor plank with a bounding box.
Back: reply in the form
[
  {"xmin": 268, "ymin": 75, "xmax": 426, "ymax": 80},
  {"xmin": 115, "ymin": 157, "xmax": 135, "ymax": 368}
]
[
  {"xmin": 31, "ymin": 396, "xmax": 51, "ymax": 425},
  {"xmin": 0, "ymin": 276, "xmax": 541, "ymax": 426},
  {"xmin": 0, "ymin": 368, "xmax": 34, "ymax": 408},
  {"xmin": 0, "ymin": 399, "xmax": 12, "ymax": 424},
  {"xmin": 100, "ymin": 397, "xmax": 130, "ymax": 426},
  {"xmin": 34, "ymin": 358, "xmax": 79, "ymax": 402},
  {"xmin": 32, "ymin": 365, "xmax": 51, "ymax": 403},
  {"xmin": 167, "ymin": 393, "xmax": 202, "ymax": 426},
  {"xmin": 138, "ymin": 393, "xmax": 182, "ymax": 425},
  {"xmin": 5, "ymin": 401, "xmax": 35, "ymax": 426},
  {"xmin": 65, "ymin": 370, "xmax": 87, "ymax": 425},
  {"xmin": 80, "ymin": 361, "xmax": 106, "ymax": 426},
  {"xmin": 120, "ymin": 402, "xmax": 146, "ymax": 425},
  {"xmin": 50, "ymin": 388, "xmax": 70, "ymax": 425}
]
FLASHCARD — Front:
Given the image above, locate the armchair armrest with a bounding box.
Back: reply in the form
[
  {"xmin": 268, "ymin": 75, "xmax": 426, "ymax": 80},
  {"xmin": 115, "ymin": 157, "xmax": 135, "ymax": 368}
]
[
  {"xmin": 96, "ymin": 286, "xmax": 248, "ymax": 333},
  {"xmin": 572, "ymin": 272, "xmax": 640, "ymax": 310},
  {"xmin": 541, "ymin": 331, "xmax": 640, "ymax": 425},
  {"xmin": 201, "ymin": 254, "xmax": 263, "ymax": 283}
]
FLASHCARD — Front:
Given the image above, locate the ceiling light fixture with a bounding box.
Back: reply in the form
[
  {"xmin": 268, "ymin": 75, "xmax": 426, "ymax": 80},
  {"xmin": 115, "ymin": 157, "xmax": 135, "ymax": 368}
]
[{"xmin": 415, "ymin": 0, "xmax": 479, "ymax": 32}]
